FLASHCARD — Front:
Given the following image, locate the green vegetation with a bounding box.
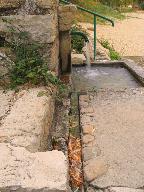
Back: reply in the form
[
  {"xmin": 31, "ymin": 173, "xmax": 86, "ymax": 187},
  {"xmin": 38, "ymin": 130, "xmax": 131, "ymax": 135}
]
[
  {"xmin": 140, "ymin": 2, "xmax": 144, "ymax": 9},
  {"xmin": 71, "ymin": 0, "xmax": 125, "ymax": 24},
  {"xmin": 71, "ymin": 25, "xmax": 88, "ymax": 53},
  {"xmin": 2, "ymin": 18, "xmax": 66, "ymax": 92},
  {"xmin": 99, "ymin": 39, "xmax": 121, "ymax": 60}
]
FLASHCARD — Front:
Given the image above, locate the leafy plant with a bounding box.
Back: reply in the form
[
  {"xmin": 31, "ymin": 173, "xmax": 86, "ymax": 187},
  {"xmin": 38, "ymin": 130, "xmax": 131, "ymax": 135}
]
[
  {"xmin": 71, "ymin": 25, "xmax": 88, "ymax": 53},
  {"xmin": 2, "ymin": 18, "xmax": 65, "ymax": 89},
  {"xmin": 99, "ymin": 38, "xmax": 121, "ymax": 60}
]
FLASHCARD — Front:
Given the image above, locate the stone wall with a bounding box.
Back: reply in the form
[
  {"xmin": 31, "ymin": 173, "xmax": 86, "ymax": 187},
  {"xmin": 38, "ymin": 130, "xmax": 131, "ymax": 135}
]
[
  {"xmin": 0, "ymin": 0, "xmax": 76, "ymax": 79},
  {"xmin": 0, "ymin": 0, "xmax": 59, "ymax": 75}
]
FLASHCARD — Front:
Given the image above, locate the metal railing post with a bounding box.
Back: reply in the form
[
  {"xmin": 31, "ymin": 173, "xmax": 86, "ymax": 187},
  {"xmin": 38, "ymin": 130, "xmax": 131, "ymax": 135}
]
[{"xmin": 94, "ymin": 15, "xmax": 97, "ymax": 61}]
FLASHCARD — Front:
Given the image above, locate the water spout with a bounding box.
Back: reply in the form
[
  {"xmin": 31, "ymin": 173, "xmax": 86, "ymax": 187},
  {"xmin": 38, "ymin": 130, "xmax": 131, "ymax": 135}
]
[{"xmin": 85, "ymin": 42, "xmax": 91, "ymax": 69}]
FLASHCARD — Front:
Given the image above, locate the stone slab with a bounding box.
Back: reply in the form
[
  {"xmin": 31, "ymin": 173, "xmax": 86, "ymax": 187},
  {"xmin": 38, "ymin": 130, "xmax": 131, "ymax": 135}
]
[
  {"xmin": 0, "ymin": 87, "xmax": 55, "ymax": 152},
  {"xmin": 0, "ymin": 143, "xmax": 68, "ymax": 192},
  {"xmin": 0, "ymin": 90, "xmax": 14, "ymax": 119},
  {"xmin": 80, "ymin": 88, "xmax": 144, "ymax": 188}
]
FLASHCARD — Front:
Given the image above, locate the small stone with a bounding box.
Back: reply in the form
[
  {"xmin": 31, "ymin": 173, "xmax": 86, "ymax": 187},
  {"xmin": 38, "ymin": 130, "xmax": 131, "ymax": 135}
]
[
  {"xmin": 83, "ymin": 124, "xmax": 95, "ymax": 135},
  {"xmin": 84, "ymin": 158, "xmax": 108, "ymax": 182},
  {"xmin": 83, "ymin": 135, "xmax": 95, "ymax": 144}
]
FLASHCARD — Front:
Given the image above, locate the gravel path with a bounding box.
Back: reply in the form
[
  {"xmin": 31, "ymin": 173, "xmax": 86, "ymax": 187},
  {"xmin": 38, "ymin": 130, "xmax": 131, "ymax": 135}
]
[{"xmin": 96, "ymin": 12, "xmax": 144, "ymax": 56}]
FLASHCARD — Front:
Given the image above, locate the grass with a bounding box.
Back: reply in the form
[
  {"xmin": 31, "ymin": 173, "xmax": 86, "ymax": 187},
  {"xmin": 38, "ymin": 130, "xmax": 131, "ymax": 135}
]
[
  {"xmin": 72, "ymin": 0, "xmax": 125, "ymax": 24},
  {"xmin": 99, "ymin": 38, "xmax": 121, "ymax": 60}
]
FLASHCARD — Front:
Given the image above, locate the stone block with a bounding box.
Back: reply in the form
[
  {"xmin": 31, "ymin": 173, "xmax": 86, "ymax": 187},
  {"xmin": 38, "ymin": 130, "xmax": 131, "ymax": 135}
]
[
  {"xmin": 0, "ymin": 87, "xmax": 55, "ymax": 152},
  {"xmin": 71, "ymin": 54, "xmax": 86, "ymax": 65},
  {"xmin": 0, "ymin": 143, "xmax": 69, "ymax": 192},
  {"xmin": 0, "ymin": 15, "xmax": 59, "ymax": 72},
  {"xmin": 0, "ymin": 0, "xmax": 25, "ymax": 9},
  {"xmin": 84, "ymin": 158, "xmax": 108, "ymax": 182},
  {"xmin": 36, "ymin": 0, "xmax": 58, "ymax": 10},
  {"xmin": 0, "ymin": 15, "xmax": 58, "ymax": 44},
  {"xmin": 58, "ymin": 5, "xmax": 77, "ymax": 32}
]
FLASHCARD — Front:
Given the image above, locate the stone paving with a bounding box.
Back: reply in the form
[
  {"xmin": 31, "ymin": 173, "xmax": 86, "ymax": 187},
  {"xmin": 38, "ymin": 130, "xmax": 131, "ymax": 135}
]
[{"xmin": 79, "ymin": 88, "xmax": 144, "ymax": 191}]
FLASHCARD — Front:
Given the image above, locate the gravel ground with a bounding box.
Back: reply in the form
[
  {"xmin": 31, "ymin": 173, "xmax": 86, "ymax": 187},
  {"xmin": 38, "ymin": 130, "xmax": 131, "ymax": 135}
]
[{"xmin": 96, "ymin": 12, "xmax": 144, "ymax": 56}]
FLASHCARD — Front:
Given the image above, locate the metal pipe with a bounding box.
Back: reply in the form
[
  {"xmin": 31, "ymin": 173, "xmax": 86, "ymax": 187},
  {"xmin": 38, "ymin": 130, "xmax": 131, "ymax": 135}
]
[{"xmin": 70, "ymin": 31, "xmax": 89, "ymax": 42}]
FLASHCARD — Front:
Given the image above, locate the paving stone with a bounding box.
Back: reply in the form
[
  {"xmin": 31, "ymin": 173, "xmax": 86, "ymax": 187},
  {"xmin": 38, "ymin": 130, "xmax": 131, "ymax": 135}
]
[
  {"xmin": 82, "ymin": 124, "xmax": 95, "ymax": 135},
  {"xmin": 0, "ymin": 143, "xmax": 69, "ymax": 192},
  {"xmin": 83, "ymin": 135, "xmax": 95, "ymax": 144},
  {"xmin": 83, "ymin": 145, "xmax": 101, "ymax": 162},
  {"xmin": 84, "ymin": 158, "xmax": 108, "ymax": 182},
  {"xmin": 81, "ymin": 107, "xmax": 94, "ymax": 114}
]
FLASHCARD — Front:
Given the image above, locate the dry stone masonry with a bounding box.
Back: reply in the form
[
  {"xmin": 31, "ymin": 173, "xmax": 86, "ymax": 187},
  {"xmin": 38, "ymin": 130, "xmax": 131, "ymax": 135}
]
[{"xmin": 0, "ymin": 0, "xmax": 76, "ymax": 191}]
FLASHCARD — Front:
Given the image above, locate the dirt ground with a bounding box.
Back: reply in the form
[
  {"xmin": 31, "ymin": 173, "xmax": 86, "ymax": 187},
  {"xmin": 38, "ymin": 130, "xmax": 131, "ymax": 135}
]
[{"xmin": 97, "ymin": 12, "xmax": 144, "ymax": 57}]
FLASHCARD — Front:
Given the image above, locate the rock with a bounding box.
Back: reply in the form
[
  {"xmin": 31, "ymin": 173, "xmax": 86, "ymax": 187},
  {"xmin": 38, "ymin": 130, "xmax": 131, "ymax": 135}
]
[
  {"xmin": 0, "ymin": 87, "xmax": 55, "ymax": 152},
  {"xmin": 58, "ymin": 5, "xmax": 77, "ymax": 32},
  {"xmin": 71, "ymin": 53, "xmax": 86, "ymax": 65},
  {"xmin": 0, "ymin": 15, "xmax": 59, "ymax": 72},
  {"xmin": 83, "ymin": 135, "xmax": 95, "ymax": 144},
  {"xmin": 0, "ymin": 15, "xmax": 57, "ymax": 44},
  {"xmin": 0, "ymin": 0, "xmax": 25, "ymax": 9},
  {"xmin": 83, "ymin": 145, "xmax": 101, "ymax": 162},
  {"xmin": 83, "ymin": 124, "xmax": 95, "ymax": 135},
  {"xmin": 0, "ymin": 143, "xmax": 69, "ymax": 192},
  {"xmin": 84, "ymin": 158, "xmax": 108, "ymax": 182},
  {"xmin": 0, "ymin": 48, "xmax": 14, "ymax": 86},
  {"xmin": 106, "ymin": 187, "xmax": 144, "ymax": 192},
  {"xmin": 36, "ymin": 0, "xmax": 58, "ymax": 10},
  {"xmin": 0, "ymin": 90, "xmax": 14, "ymax": 118}
]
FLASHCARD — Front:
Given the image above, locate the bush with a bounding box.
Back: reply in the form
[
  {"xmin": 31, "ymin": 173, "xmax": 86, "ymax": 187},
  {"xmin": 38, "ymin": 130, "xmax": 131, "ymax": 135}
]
[
  {"xmin": 2, "ymin": 18, "xmax": 63, "ymax": 89},
  {"xmin": 99, "ymin": 38, "xmax": 121, "ymax": 60},
  {"xmin": 139, "ymin": 2, "xmax": 144, "ymax": 9}
]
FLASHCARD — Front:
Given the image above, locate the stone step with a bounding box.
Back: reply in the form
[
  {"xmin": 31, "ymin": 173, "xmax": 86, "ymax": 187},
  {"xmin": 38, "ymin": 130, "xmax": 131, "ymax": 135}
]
[{"xmin": 0, "ymin": 143, "xmax": 69, "ymax": 192}]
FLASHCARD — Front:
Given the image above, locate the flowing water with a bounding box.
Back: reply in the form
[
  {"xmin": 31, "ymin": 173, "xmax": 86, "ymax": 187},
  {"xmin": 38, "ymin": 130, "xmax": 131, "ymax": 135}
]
[
  {"xmin": 72, "ymin": 64, "xmax": 141, "ymax": 92},
  {"xmin": 85, "ymin": 42, "xmax": 91, "ymax": 68}
]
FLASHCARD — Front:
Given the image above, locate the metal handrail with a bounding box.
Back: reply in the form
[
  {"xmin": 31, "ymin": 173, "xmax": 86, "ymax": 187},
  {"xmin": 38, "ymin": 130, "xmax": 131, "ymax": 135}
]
[{"xmin": 60, "ymin": 0, "xmax": 114, "ymax": 60}]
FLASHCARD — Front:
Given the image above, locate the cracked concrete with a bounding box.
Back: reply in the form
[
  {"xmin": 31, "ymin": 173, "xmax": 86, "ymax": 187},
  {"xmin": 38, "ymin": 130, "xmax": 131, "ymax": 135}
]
[{"xmin": 80, "ymin": 88, "xmax": 144, "ymax": 189}]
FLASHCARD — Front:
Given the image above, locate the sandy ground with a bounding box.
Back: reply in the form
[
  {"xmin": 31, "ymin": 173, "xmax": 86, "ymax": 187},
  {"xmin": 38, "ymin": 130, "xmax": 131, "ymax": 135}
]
[
  {"xmin": 80, "ymin": 12, "xmax": 144, "ymax": 57},
  {"xmin": 97, "ymin": 12, "xmax": 144, "ymax": 56}
]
